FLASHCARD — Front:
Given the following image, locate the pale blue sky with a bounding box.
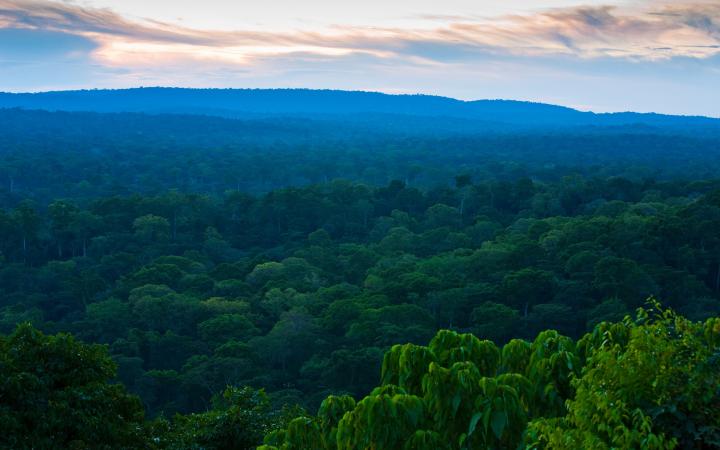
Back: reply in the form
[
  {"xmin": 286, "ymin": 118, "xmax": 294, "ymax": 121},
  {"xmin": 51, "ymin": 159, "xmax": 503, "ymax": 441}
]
[{"xmin": 0, "ymin": 0, "xmax": 719, "ymax": 116}]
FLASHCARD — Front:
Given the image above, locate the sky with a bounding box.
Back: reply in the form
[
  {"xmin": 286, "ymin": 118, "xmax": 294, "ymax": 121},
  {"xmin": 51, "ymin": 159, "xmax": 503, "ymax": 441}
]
[{"xmin": 0, "ymin": 0, "xmax": 718, "ymax": 116}]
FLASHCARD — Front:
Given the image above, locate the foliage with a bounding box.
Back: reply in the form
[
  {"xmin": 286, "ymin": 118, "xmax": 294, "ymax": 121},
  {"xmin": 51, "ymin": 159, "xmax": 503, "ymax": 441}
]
[
  {"xmin": 160, "ymin": 386, "xmax": 285, "ymax": 450},
  {"xmin": 2, "ymin": 107, "xmax": 720, "ymax": 448},
  {"xmin": 265, "ymin": 327, "xmax": 565, "ymax": 450},
  {"xmin": 266, "ymin": 304, "xmax": 720, "ymax": 450},
  {"xmin": 0, "ymin": 323, "xmax": 150, "ymax": 449},
  {"xmin": 527, "ymin": 302, "xmax": 720, "ymax": 449},
  {"xmin": 3, "ymin": 171, "xmax": 720, "ymax": 417}
]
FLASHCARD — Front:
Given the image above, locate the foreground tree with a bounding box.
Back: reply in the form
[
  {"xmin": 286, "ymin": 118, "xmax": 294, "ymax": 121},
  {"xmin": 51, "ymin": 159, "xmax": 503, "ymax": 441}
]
[
  {"xmin": 260, "ymin": 302, "xmax": 720, "ymax": 450},
  {"xmin": 160, "ymin": 386, "xmax": 290, "ymax": 450},
  {"xmin": 259, "ymin": 328, "xmax": 567, "ymax": 449},
  {"xmin": 0, "ymin": 323, "xmax": 150, "ymax": 449},
  {"xmin": 527, "ymin": 302, "xmax": 720, "ymax": 449},
  {"xmin": 3, "ymin": 302, "xmax": 719, "ymax": 449}
]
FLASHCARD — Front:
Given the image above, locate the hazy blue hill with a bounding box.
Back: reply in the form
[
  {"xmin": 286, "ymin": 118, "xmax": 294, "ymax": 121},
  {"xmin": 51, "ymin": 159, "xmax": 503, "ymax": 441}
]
[{"xmin": 1, "ymin": 88, "xmax": 717, "ymax": 129}]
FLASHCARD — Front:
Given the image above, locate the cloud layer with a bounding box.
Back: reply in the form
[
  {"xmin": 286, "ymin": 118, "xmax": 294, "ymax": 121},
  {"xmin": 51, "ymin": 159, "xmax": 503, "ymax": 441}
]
[
  {"xmin": 2, "ymin": 0, "xmax": 719, "ymax": 61},
  {"xmin": 0, "ymin": 0, "xmax": 718, "ymax": 115}
]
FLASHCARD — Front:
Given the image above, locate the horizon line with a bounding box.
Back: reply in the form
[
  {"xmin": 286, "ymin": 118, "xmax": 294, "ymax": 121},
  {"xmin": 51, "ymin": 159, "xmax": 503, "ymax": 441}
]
[{"xmin": 1, "ymin": 86, "xmax": 719, "ymax": 119}]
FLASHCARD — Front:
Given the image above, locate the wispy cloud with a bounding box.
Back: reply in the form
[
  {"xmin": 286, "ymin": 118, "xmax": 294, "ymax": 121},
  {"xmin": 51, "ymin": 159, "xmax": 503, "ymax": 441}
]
[
  {"xmin": 1, "ymin": 0, "xmax": 718, "ymax": 65},
  {"xmin": 0, "ymin": 0, "xmax": 718, "ymax": 115}
]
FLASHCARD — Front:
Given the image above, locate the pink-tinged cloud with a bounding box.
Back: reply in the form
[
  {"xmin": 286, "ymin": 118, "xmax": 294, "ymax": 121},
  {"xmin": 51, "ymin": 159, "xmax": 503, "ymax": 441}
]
[
  {"xmin": 0, "ymin": 0, "xmax": 718, "ymax": 65},
  {"xmin": 0, "ymin": 0, "xmax": 718, "ymax": 115}
]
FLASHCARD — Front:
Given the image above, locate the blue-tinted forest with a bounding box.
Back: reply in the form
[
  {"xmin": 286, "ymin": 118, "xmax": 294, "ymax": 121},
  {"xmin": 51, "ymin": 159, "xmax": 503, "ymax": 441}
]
[{"xmin": 1, "ymin": 91, "xmax": 719, "ymax": 449}]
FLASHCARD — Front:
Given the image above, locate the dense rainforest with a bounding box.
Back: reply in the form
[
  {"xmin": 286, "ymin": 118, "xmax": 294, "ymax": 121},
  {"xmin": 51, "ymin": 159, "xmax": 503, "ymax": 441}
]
[{"xmin": 1, "ymin": 96, "xmax": 720, "ymax": 449}]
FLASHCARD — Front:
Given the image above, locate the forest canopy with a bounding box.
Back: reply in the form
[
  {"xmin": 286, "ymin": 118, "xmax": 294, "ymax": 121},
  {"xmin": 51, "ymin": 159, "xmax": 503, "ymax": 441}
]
[
  {"xmin": 2, "ymin": 303, "xmax": 718, "ymax": 449},
  {"xmin": 1, "ymin": 103, "xmax": 719, "ymax": 448}
]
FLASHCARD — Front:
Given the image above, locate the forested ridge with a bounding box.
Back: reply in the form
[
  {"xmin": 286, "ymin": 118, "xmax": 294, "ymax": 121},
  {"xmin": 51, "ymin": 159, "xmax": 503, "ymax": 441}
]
[
  {"xmin": 1, "ymin": 106, "xmax": 719, "ymax": 449},
  {"xmin": 3, "ymin": 88, "xmax": 718, "ymax": 128}
]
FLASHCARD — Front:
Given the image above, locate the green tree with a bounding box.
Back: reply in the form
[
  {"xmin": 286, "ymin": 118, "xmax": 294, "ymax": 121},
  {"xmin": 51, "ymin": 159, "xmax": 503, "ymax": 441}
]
[
  {"xmin": 198, "ymin": 314, "xmax": 260, "ymax": 346},
  {"xmin": 470, "ymin": 301, "xmax": 520, "ymax": 343},
  {"xmin": 502, "ymin": 268, "xmax": 557, "ymax": 317},
  {"xmin": 527, "ymin": 303, "xmax": 720, "ymax": 449},
  {"xmin": 133, "ymin": 214, "xmax": 171, "ymax": 243},
  {"xmin": 0, "ymin": 323, "xmax": 150, "ymax": 449},
  {"xmin": 165, "ymin": 386, "xmax": 283, "ymax": 450}
]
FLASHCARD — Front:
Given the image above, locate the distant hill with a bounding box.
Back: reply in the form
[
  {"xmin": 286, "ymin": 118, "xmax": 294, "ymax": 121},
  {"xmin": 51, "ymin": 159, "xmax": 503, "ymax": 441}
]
[{"xmin": 1, "ymin": 88, "xmax": 717, "ymax": 129}]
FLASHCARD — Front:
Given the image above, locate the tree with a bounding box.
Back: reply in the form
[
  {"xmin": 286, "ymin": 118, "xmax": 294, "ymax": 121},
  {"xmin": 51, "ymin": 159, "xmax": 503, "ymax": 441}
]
[
  {"xmin": 0, "ymin": 323, "xmax": 150, "ymax": 449},
  {"xmin": 592, "ymin": 256, "xmax": 657, "ymax": 305},
  {"xmin": 470, "ymin": 301, "xmax": 520, "ymax": 343},
  {"xmin": 424, "ymin": 204, "xmax": 461, "ymax": 229},
  {"xmin": 254, "ymin": 307, "xmax": 320, "ymax": 374},
  {"xmin": 165, "ymin": 386, "xmax": 285, "ymax": 450},
  {"xmin": 48, "ymin": 200, "xmax": 79, "ymax": 258},
  {"xmin": 198, "ymin": 314, "xmax": 260, "ymax": 346},
  {"xmin": 502, "ymin": 268, "xmax": 557, "ymax": 317},
  {"xmin": 133, "ymin": 214, "xmax": 171, "ymax": 243},
  {"xmin": 528, "ymin": 303, "xmax": 720, "ymax": 449},
  {"xmin": 12, "ymin": 200, "xmax": 41, "ymax": 262}
]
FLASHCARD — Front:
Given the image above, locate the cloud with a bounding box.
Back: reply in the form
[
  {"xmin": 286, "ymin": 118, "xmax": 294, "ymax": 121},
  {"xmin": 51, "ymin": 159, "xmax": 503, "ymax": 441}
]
[
  {"xmin": 0, "ymin": 0, "xmax": 289, "ymax": 46},
  {"xmin": 0, "ymin": 0, "xmax": 718, "ymax": 65},
  {"xmin": 0, "ymin": 27, "xmax": 97, "ymax": 60},
  {"xmin": 0, "ymin": 0, "xmax": 718, "ymax": 115}
]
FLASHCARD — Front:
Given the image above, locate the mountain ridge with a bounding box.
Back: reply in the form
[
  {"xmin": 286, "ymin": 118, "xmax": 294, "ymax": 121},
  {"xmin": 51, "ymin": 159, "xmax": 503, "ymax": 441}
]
[{"xmin": 0, "ymin": 87, "xmax": 717, "ymax": 128}]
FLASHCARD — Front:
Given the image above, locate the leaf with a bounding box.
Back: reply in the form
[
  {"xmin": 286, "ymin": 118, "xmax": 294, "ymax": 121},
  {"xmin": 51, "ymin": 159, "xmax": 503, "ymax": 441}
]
[
  {"xmin": 452, "ymin": 393, "xmax": 462, "ymax": 416},
  {"xmin": 483, "ymin": 406, "xmax": 491, "ymax": 433},
  {"xmin": 467, "ymin": 412, "xmax": 482, "ymax": 437},
  {"xmin": 491, "ymin": 410, "xmax": 507, "ymax": 439},
  {"xmin": 458, "ymin": 432, "xmax": 467, "ymax": 447}
]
